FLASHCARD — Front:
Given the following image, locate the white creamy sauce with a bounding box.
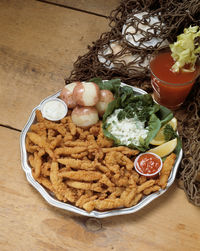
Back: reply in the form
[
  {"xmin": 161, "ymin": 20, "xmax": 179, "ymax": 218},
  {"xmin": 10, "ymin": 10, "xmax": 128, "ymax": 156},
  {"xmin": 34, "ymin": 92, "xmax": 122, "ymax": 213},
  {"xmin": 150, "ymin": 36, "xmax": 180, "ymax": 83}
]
[
  {"xmin": 106, "ymin": 109, "xmax": 148, "ymax": 146},
  {"xmin": 42, "ymin": 99, "xmax": 67, "ymax": 121}
]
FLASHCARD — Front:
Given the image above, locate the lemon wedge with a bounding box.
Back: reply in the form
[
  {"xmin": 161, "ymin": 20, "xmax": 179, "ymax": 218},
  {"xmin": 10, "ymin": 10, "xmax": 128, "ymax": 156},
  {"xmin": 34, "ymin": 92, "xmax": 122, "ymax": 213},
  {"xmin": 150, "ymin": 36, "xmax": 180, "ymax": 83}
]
[
  {"xmin": 150, "ymin": 117, "xmax": 177, "ymax": 145},
  {"xmin": 148, "ymin": 138, "xmax": 177, "ymax": 157}
]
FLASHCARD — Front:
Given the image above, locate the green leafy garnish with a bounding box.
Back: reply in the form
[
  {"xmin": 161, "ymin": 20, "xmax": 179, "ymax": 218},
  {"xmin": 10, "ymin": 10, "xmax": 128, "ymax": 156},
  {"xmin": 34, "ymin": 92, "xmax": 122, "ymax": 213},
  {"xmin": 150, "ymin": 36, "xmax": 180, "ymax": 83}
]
[
  {"xmin": 90, "ymin": 77, "xmax": 181, "ymax": 152},
  {"xmin": 89, "ymin": 77, "xmax": 121, "ymax": 93},
  {"xmin": 155, "ymin": 105, "xmax": 174, "ymax": 127},
  {"xmin": 170, "ymin": 25, "xmax": 200, "ymax": 72},
  {"xmin": 100, "ymin": 83, "xmax": 173, "ymax": 151},
  {"xmin": 163, "ymin": 124, "xmax": 177, "ymax": 141}
]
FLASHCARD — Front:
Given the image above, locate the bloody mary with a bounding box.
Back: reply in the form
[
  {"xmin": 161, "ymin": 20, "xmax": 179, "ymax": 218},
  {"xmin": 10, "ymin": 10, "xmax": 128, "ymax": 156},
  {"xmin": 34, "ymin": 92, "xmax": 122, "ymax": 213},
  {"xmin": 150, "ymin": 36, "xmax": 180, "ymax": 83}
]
[{"xmin": 150, "ymin": 51, "xmax": 199, "ymax": 110}]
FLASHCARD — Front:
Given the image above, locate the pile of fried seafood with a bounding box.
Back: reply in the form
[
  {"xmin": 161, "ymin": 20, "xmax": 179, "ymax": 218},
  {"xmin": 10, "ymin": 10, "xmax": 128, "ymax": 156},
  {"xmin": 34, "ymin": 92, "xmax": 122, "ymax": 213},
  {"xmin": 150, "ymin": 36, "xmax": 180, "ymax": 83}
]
[{"xmin": 26, "ymin": 110, "xmax": 176, "ymax": 212}]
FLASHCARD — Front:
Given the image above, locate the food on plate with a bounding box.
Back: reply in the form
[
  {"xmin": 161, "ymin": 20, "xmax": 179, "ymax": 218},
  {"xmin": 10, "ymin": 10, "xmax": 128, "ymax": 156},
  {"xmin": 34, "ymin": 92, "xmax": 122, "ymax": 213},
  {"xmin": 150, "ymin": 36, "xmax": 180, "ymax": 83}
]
[
  {"xmin": 41, "ymin": 98, "xmax": 68, "ymax": 121},
  {"xmin": 26, "ymin": 107, "xmax": 177, "ymax": 212},
  {"xmin": 59, "ymin": 80, "xmax": 117, "ymax": 127},
  {"xmin": 25, "ymin": 79, "xmax": 181, "ymax": 213},
  {"xmin": 150, "ymin": 117, "xmax": 177, "ymax": 145},
  {"xmin": 95, "ymin": 89, "xmax": 114, "ymax": 117},
  {"xmin": 158, "ymin": 153, "xmax": 176, "ymax": 189},
  {"xmin": 148, "ymin": 138, "xmax": 177, "ymax": 157},
  {"xmin": 71, "ymin": 106, "xmax": 99, "ymax": 128},
  {"xmin": 105, "ymin": 108, "xmax": 149, "ymax": 147},
  {"xmin": 73, "ymin": 82, "xmax": 100, "ymax": 106},
  {"xmin": 134, "ymin": 152, "xmax": 162, "ymax": 177},
  {"xmin": 100, "ymin": 79, "xmax": 179, "ymax": 152},
  {"xmin": 60, "ymin": 82, "xmax": 80, "ymax": 109}
]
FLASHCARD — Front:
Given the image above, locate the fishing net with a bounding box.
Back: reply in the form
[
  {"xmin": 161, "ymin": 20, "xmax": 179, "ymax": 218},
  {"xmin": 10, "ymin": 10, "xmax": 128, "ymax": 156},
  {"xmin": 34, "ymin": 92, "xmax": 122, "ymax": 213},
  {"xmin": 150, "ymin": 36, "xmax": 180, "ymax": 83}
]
[{"xmin": 65, "ymin": 0, "xmax": 200, "ymax": 206}]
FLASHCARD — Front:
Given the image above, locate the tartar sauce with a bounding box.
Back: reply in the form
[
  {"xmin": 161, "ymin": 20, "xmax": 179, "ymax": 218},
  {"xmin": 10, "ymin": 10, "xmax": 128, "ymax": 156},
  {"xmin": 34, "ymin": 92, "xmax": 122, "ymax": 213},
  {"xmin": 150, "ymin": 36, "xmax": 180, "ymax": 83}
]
[
  {"xmin": 41, "ymin": 98, "xmax": 67, "ymax": 121},
  {"xmin": 106, "ymin": 108, "xmax": 148, "ymax": 146}
]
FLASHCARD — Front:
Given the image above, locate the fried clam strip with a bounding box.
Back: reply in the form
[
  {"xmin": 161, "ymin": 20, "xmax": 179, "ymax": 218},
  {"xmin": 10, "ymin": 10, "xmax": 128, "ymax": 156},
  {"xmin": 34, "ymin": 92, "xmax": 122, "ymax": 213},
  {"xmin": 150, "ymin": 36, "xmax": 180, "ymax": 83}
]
[
  {"xmin": 27, "ymin": 132, "xmax": 54, "ymax": 159},
  {"xmin": 115, "ymin": 152, "xmax": 134, "ymax": 171},
  {"xmin": 44, "ymin": 120, "xmax": 67, "ymax": 136},
  {"xmin": 70, "ymin": 152, "xmax": 89, "ymax": 159},
  {"xmin": 63, "ymin": 132, "xmax": 73, "ymax": 142},
  {"xmin": 66, "ymin": 180, "xmax": 102, "ymax": 193},
  {"xmin": 99, "ymin": 174, "xmax": 115, "ymax": 187},
  {"xmin": 107, "ymin": 187, "xmax": 124, "ymax": 199},
  {"xmin": 129, "ymin": 193, "xmax": 143, "ymax": 207},
  {"xmin": 41, "ymin": 162, "xmax": 51, "ymax": 177},
  {"xmin": 50, "ymin": 162, "xmax": 76, "ymax": 203},
  {"xmin": 83, "ymin": 186, "xmax": 143, "ymax": 212},
  {"xmin": 28, "ymin": 148, "xmax": 45, "ymax": 179},
  {"xmin": 47, "ymin": 128, "xmax": 57, "ymax": 141},
  {"xmin": 111, "ymin": 173, "xmax": 129, "ymax": 187},
  {"xmin": 129, "ymin": 171, "xmax": 140, "ymax": 185},
  {"xmin": 102, "ymin": 146, "xmax": 139, "ymax": 156},
  {"xmin": 59, "ymin": 170, "xmax": 102, "ymax": 182},
  {"xmin": 83, "ymin": 198, "xmax": 124, "ymax": 212},
  {"xmin": 75, "ymin": 127, "xmax": 90, "ymax": 140},
  {"xmin": 62, "ymin": 116, "xmax": 76, "ymax": 136},
  {"xmin": 120, "ymin": 187, "xmax": 143, "ymax": 208},
  {"xmin": 36, "ymin": 110, "xmax": 45, "ymax": 122},
  {"xmin": 30, "ymin": 123, "xmax": 46, "ymax": 136},
  {"xmin": 64, "ymin": 140, "xmax": 89, "ymax": 147},
  {"xmin": 96, "ymin": 126, "xmax": 114, "ymax": 148},
  {"xmin": 50, "ymin": 135, "xmax": 63, "ymax": 149},
  {"xmin": 36, "ymin": 176, "xmax": 53, "ymax": 191},
  {"xmin": 54, "ymin": 146, "xmax": 87, "ymax": 157},
  {"xmin": 26, "ymin": 136, "xmax": 39, "ymax": 153},
  {"xmin": 120, "ymin": 187, "xmax": 137, "ymax": 207},
  {"xmin": 89, "ymin": 121, "xmax": 101, "ymax": 137},
  {"xmin": 157, "ymin": 153, "xmax": 176, "ymax": 189},
  {"xmin": 75, "ymin": 194, "xmax": 98, "ymax": 208},
  {"xmin": 94, "ymin": 162, "xmax": 110, "ymax": 174},
  {"xmin": 104, "ymin": 151, "xmax": 134, "ymax": 173},
  {"xmin": 104, "ymin": 152, "xmax": 120, "ymax": 174},
  {"xmin": 57, "ymin": 158, "xmax": 95, "ymax": 171},
  {"xmin": 143, "ymin": 185, "xmax": 161, "ymax": 195},
  {"xmin": 137, "ymin": 179, "xmax": 156, "ymax": 194}
]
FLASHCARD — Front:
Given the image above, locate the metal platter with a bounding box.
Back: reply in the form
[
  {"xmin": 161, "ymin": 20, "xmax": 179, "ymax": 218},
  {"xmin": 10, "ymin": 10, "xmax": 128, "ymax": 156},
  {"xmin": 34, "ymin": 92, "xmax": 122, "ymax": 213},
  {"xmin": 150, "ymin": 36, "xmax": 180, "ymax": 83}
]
[{"xmin": 20, "ymin": 84, "xmax": 183, "ymax": 218}]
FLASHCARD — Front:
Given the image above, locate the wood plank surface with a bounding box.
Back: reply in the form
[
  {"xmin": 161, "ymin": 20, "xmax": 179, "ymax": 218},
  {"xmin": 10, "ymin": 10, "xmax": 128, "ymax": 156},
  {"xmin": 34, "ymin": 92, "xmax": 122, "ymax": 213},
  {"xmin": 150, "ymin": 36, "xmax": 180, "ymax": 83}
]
[
  {"xmin": 0, "ymin": 0, "xmax": 110, "ymax": 129},
  {"xmin": 39, "ymin": 0, "xmax": 121, "ymax": 16},
  {"xmin": 0, "ymin": 0, "xmax": 200, "ymax": 251}
]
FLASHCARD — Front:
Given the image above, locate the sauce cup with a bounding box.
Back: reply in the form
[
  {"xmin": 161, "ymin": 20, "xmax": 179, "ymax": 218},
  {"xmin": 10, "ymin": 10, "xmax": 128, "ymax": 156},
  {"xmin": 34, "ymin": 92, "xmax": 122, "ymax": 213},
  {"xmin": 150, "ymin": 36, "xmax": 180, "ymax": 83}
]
[
  {"xmin": 134, "ymin": 152, "xmax": 163, "ymax": 178},
  {"xmin": 41, "ymin": 98, "xmax": 68, "ymax": 121}
]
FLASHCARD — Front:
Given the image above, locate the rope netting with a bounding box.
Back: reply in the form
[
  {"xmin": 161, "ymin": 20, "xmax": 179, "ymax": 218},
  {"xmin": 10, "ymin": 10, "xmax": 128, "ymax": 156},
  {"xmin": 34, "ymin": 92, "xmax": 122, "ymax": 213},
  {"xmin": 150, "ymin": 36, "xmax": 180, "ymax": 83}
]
[{"xmin": 65, "ymin": 0, "xmax": 200, "ymax": 206}]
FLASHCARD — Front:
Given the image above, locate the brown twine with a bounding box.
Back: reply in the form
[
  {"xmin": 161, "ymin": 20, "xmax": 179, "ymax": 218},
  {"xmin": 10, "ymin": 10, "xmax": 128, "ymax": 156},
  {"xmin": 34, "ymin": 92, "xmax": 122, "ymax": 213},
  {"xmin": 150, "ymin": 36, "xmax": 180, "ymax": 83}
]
[{"xmin": 65, "ymin": 0, "xmax": 200, "ymax": 206}]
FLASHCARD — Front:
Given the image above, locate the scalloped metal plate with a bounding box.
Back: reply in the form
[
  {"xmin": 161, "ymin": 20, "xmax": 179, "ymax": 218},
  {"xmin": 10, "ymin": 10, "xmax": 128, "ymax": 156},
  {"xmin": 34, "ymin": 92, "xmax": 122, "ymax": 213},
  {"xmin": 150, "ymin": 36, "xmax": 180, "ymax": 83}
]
[{"xmin": 20, "ymin": 84, "xmax": 183, "ymax": 218}]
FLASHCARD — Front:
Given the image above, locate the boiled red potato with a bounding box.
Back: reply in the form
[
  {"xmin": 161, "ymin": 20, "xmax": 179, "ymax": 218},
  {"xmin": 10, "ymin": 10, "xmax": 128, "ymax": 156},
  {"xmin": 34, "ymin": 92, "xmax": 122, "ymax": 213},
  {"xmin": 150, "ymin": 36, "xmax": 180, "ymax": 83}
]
[
  {"xmin": 96, "ymin": 89, "xmax": 114, "ymax": 116},
  {"xmin": 73, "ymin": 82, "xmax": 100, "ymax": 106},
  {"xmin": 60, "ymin": 82, "xmax": 80, "ymax": 108},
  {"xmin": 71, "ymin": 106, "xmax": 99, "ymax": 127}
]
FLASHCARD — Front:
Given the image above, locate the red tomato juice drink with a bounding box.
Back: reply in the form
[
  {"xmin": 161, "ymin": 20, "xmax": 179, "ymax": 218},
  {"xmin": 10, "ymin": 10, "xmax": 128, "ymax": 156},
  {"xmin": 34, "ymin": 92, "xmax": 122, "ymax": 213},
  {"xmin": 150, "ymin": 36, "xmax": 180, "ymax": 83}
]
[{"xmin": 150, "ymin": 50, "xmax": 199, "ymax": 110}]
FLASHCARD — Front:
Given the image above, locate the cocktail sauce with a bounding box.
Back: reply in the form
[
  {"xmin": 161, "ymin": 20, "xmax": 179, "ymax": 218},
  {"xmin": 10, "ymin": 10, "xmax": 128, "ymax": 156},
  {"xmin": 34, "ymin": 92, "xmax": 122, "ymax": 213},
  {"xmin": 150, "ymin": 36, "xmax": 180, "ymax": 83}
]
[{"xmin": 136, "ymin": 153, "xmax": 162, "ymax": 175}]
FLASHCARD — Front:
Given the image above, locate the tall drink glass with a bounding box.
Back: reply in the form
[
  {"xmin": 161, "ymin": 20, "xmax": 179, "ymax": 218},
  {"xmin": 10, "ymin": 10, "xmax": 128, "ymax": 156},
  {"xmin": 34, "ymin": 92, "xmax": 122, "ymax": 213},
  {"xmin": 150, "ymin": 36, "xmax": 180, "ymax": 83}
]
[{"xmin": 149, "ymin": 48, "xmax": 199, "ymax": 110}]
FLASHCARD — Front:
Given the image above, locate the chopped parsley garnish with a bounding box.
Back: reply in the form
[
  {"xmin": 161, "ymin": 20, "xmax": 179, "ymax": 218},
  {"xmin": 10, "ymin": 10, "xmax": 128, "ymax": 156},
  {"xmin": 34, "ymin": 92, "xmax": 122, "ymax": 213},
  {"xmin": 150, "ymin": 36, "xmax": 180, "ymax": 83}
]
[{"xmin": 164, "ymin": 124, "xmax": 177, "ymax": 141}]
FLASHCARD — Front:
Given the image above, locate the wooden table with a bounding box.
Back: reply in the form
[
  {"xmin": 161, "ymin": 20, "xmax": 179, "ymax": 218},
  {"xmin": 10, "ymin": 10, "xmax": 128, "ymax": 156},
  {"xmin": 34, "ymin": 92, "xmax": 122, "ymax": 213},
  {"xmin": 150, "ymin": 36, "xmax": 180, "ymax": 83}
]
[{"xmin": 0, "ymin": 1, "xmax": 199, "ymax": 250}]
